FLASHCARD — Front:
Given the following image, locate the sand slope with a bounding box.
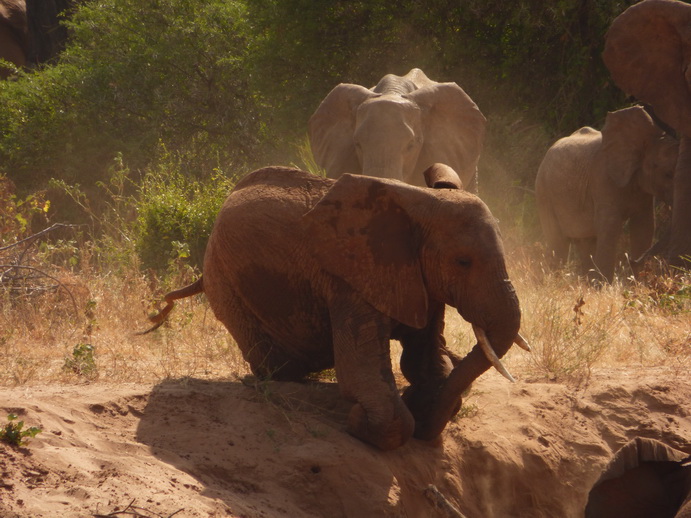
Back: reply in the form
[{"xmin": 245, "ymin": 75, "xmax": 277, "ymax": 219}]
[{"xmin": 1, "ymin": 367, "xmax": 689, "ymax": 517}]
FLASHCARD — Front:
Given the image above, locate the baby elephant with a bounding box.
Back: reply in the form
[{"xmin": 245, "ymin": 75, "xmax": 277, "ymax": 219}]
[{"xmin": 145, "ymin": 164, "xmax": 528, "ymax": 450}]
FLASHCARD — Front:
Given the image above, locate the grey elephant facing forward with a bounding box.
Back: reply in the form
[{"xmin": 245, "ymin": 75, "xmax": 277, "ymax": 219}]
[
  {"xmin": 145, "ymin": 164, "xmax": 528, "ymax": 451},
  {"xmin": 308, "ymin": 68, "xmax": 486, "ymax": 191},
  {"xmin": 535, "ymin": 105, "xmax": 678, "ymax": 282}
]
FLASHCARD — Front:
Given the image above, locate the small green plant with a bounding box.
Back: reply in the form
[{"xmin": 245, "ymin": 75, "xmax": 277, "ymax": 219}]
[
  {"xmin": 452, "ymin": 388, "xmax": 480, "ymax": 421},
  {"xmin": 1, "ymin": 414, "xmax": 42, "ymax": 447},
  {"xmin": 63, "ymin": 343, "xmax": 97, "ymax": 377}
]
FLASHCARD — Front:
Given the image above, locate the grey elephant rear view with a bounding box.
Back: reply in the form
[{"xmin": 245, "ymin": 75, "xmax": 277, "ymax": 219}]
[
  {"xmin": 308, "ymin": 68, "xmax": 486, "ymax": 190},
  {"xmin": 535, "ymin": 105, "xmax": 678, "ymax": 282}
]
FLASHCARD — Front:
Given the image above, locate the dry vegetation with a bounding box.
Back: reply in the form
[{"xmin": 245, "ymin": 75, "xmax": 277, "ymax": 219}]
[{"xmin": 1, "ymin": 238, "xmax": 688, "ymax": 389}]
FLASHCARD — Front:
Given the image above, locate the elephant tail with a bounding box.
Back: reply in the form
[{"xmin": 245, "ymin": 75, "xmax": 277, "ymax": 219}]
[{"xmin": 137, "ymin": 277, "xmax": 204, "ymax": 335}]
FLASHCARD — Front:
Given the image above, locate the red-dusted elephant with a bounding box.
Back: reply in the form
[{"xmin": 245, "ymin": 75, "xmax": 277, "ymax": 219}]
[
  {"xmin": 145, "ymin": 164, "xmax": 529, "ymax": 450},
  {"xmin": 586, "ymin": 437, "xmax": 691, "ymax": 518}
]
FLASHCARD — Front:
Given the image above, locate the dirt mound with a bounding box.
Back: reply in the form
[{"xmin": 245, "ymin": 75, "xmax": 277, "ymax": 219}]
[{"xmin": 1, "ymin": 367, "xmax": 689, "ymax": 517}]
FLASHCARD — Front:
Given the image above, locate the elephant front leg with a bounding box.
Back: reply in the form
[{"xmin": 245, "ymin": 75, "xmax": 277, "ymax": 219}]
[
  {"xmin": 396, "ymin": 306, "xmax": 460, "ymax": 431},
  {"xmin": 330, "ymin": 296, "xmax": 415, "ymax": 450},
  {"xmin": 628, "ymin": 200, "xmax": 655, "ymax": 261}
]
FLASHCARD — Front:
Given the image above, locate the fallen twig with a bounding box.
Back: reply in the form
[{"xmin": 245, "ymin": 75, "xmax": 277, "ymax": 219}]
[
  {"xmin": 424, "ymin": 484, "xmax": 467, "ymax": 518},
  {"xmin": 93, "ymin": 498, "xmax": 185, "ymax": 518}
]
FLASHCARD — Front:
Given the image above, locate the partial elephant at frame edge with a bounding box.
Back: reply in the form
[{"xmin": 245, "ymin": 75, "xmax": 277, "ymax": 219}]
[{"xmin": 585, "ymin": 437, "xmax": 691, "ymax": 518}]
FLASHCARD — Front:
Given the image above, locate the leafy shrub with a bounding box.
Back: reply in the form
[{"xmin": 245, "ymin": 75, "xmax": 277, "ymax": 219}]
[
  {"xmin": 135, "ymin": 154, "xmax": 236, "ymax": 272},
  {"xmin": 0, "ymin": 175, "xmax": 50, "ymax": 244},
  {"xmin": 63, "ymin": 343, "xmax": 97, "ymax": 378}
]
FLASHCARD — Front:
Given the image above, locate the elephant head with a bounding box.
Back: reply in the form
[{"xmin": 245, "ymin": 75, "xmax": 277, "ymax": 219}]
[
  {"xmin": 598, "ymin": 105, "xmax": 677, "ymax": 204},
  {"xmin": 604, "ymin": 0, "xmax": 691, "ymax": 265},
  {"xmin": 586, "ymin": 437, "xmax": 691, "ymax": 518},
  {"xmin": 0, "ymin": 0, "xmax": 27, "ymax": 78},
  {"xmin": 308, "ymin": 68, "xmax": 486, "ymax": 190},
  {"xmin": 304, "ymin": 165, "xmax": 523, "ymax": 444}
]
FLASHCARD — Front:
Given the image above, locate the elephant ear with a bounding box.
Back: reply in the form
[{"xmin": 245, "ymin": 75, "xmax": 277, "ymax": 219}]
[
  {"xmin": 303, "ymin": 174, "xmax": 429, "ymax": 329},
  {"xmin": 600, "ymin": 106, "xmax": 660, "ymax": 188},
  {"xmin": 308, "ymin": 84, "xmax": 378, "ymax": 178},
  {"xmin": 603, "ymin": 0, "xmax": 691, "ymax": 137},
  {"xmin": 407, "ymin": 82, "xmax": 486, "ymax": 188}
]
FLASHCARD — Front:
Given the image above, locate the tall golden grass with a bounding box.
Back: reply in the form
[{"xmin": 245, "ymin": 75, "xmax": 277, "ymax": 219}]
[{"xmin": 1, "ymin": 245, "xmax": 688, "ymax": 387}]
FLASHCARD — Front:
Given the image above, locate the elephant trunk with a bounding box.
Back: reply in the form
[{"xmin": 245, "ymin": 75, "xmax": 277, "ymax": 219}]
[{"xmin": 414, "ymin": 277, "xmax": 522, "ymax": 441}]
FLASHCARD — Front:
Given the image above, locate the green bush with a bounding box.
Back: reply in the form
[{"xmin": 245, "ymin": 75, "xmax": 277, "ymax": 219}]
[{"xmin": 135, "ymin": 154, "xmax": 236, "ymax": 272}]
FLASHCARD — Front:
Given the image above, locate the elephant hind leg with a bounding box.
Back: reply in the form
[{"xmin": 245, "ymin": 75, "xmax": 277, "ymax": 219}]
[{"xmin": 207, "ymin": 281, "xmax": 313, "ymax": 381}]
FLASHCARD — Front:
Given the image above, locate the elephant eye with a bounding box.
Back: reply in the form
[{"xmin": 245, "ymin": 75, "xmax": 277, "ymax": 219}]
[{"xmin": 457, "ymin": 257, "xmax": 472, "ymax": 268}]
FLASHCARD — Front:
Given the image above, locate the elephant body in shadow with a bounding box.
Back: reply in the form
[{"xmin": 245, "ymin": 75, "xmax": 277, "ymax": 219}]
[
  {"xmin": 604, "ymin": 0, "xmax": 691, "ymax": 267},
  {"xmin": 308, "ymin": 68, "xmax": 486, "ymax": 190},
  {"xmin": 586, "ymin": 437, "xmax": 691, "ymax": 518},
  {"xmin": 535, "ymin": 105, "xmax": 678, "ymax": 282}
]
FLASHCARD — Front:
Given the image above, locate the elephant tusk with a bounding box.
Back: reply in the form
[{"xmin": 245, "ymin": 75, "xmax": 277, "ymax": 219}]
[
  {"xmin": 473, "ymin": 325, "xmax": 516, "ymax": 383},
  {"xmin": 514, "ymin": 333, "xmax": 531, "ymax": 352}
]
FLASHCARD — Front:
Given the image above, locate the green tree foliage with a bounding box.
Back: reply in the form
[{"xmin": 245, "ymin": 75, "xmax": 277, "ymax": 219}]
[
  {"xmin": 0, "ymin": 0, "xmax": 259, "ymax": 191},
  {"xmin": 0, "ymin": 0, "xmax": 644, "ymax": 271},
  {"xmin": 248, "ymin": 0, "xmax": 635, "ymax": 137}
]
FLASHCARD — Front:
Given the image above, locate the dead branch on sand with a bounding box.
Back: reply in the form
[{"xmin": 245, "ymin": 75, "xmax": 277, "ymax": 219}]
[
  {"xmin": 424, "ymin": 484, "xmax": 468, "ymax": 518},
  {"xmin": 93, "ymin": 497, "xmax": 184, "ymax": 517}
]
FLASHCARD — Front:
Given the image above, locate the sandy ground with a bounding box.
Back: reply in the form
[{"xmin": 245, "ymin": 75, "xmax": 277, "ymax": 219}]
[{"xmin": 0, "ymin": 366, "xmax": 689, "ymax": 518}]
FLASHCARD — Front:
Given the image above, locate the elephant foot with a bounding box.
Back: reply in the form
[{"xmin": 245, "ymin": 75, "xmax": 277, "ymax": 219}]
[
  {"xmin": 346, "ymin": 399, "xmax": 415, "ymax": 451},
  {"xmin": 402, "ymin": 381, "xmax": 462, "ymax": 441}
]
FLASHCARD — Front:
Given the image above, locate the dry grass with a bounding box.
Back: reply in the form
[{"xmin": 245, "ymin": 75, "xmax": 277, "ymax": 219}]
[
  {"xmin": 508, "ymin": 250, "xmax": 690, "ymax": 383},
  {"xmin": 0, "ymin": 267, "xmax": 250, "ymax": 386},
  {"xmin": 0, "ymin": 245, "xmax": 689, "ymax": 388},
  {"xmin": 438, "ymin": 248, "xmax": 689, "ymax": 386}
]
